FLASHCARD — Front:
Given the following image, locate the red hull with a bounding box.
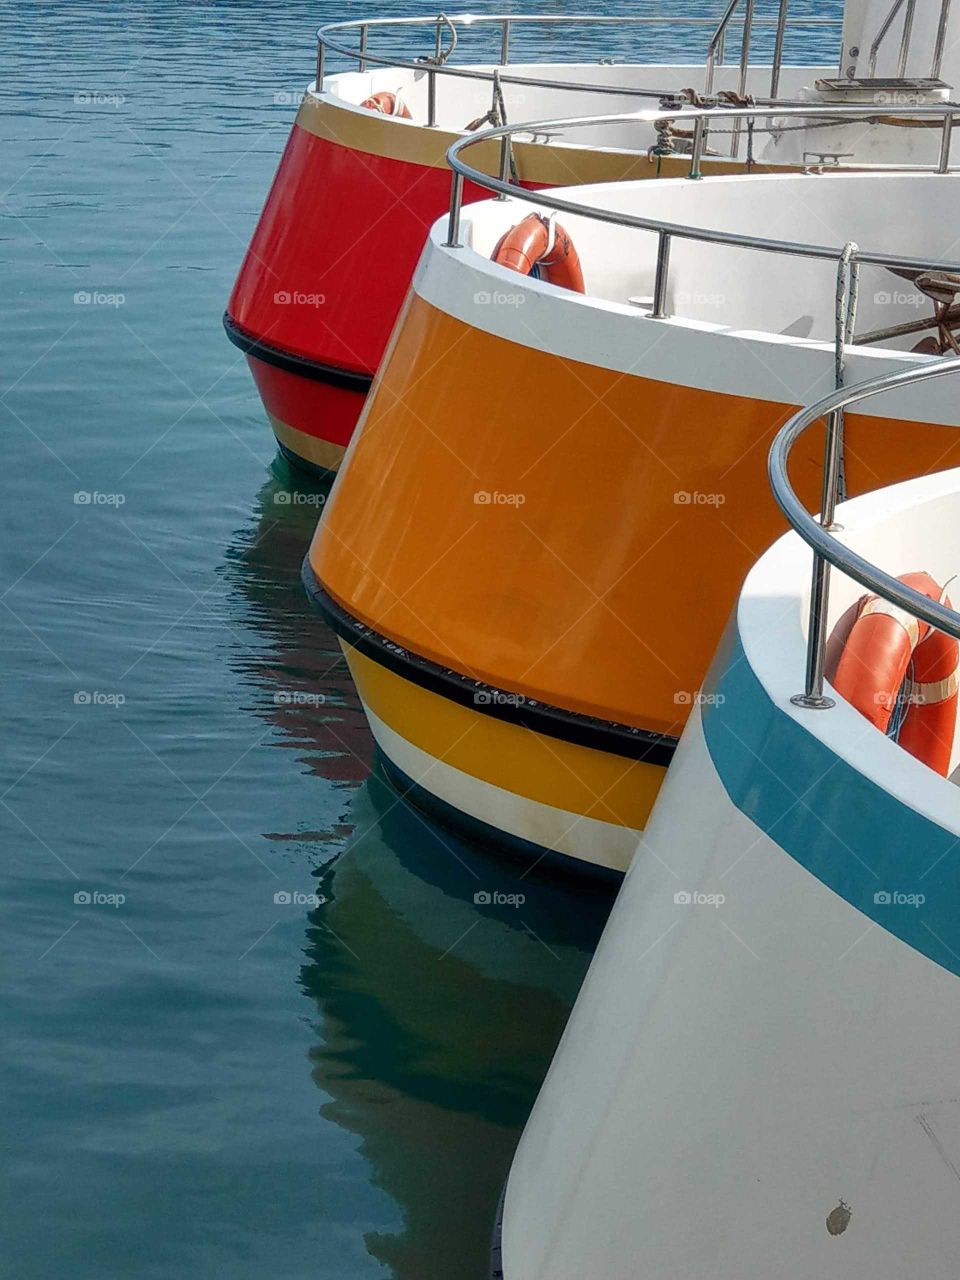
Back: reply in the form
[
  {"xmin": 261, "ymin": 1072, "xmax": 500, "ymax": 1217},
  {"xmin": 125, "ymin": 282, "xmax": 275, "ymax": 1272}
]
[
  {"xmin": 229, "ymin": 126, "xmax": 455, "ymax": 375},
  {"xmin": 227, "ymin": 122, "xmax": 452, "ymax": 468},
  {"xmin": 246, "ymin": 352, "xmax": 364, "ymax": 475},
  {"xmin": 226, "ymin": 104, "xmax": 521, "ymax": 470}
]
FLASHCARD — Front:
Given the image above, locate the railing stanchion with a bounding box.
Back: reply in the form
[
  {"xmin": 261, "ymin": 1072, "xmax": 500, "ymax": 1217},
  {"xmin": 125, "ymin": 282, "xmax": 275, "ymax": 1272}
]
[
  {"xmin": 792, "ymin": 242, "xmax": 858, "ymax": 710},
  {"xmin": 933, "ymin": 0, "xmax": 952, "ymax": 79},
  {"xmin": 316, "ymin": 40, "xmax": 325, "ymax": 90},
  {"xmin": 444, "ymin": 170, "xmax": 464, "ymax": 248},
  {"xmin": 731, "ymin": 0, "xmax": 756, "ymax": 156},
  {"xmin": 770, "ymin": 0, "xmax": 789, "ymax": 98},
  {"xmin": 651, "ymin": 232, "xmax": 672, "ymax": 319},
  {"xmin": 704, "ymin": 0, "xmax": 739, "ymax": 95},
  {"xmin": 359, "ymin": 24, "xmax": 368, "ymax": 72},
  {"xmin": 829, "ymin": 242, "xmax": 860, "ymax": 511},
  {"xmin": 793, "ymin": 547, "xmax": 836, "ymax": 709},
  {"xmin": 428, "ymin": 71, "xmax": 437, "ymax": 126},
  {"xmin": 869, "ymin": 0, "xmax": 906, "ymax": 77},
  {"xmin": 500, "ymin": 19, "xmax": 511, "ymax": 65},
  {"xmin": 427, "ymin": 16, "xmax": 443, "ymax": 127},
  {"xmin": 793, "ymin": 394, "xmax": 847, "ymax": 709},
  {"xmin": 498, "ymin": 136, "xmax": 512, "ymax": 189},
  {"xmin": 690, "ymin": 117, "xmax": 706, "ymax": 179},
  {"xmin": 940, "ymin": 113, "xmax": 954, "ymax": 172},
  {"xmin": 897, "ymin": 0, "xmax": 917, "ymax": 79}
]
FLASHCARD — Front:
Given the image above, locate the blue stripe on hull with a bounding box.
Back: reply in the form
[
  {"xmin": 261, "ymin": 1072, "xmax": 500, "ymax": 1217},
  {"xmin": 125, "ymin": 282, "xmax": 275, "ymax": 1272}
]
[{"xmin": 701, "ymin": 618, "xmax": 960, "ymax": 978}]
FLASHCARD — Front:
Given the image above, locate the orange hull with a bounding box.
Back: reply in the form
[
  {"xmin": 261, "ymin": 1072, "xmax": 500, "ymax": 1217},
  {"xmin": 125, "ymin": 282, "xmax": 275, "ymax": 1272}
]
[{"xmin": 310, "ymin": 289, "xmax": 960, "ymax": 726}]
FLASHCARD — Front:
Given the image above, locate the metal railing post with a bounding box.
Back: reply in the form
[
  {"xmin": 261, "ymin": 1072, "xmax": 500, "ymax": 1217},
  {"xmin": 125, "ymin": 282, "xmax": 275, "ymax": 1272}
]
[
  {"xmin": 793, "ymin": 397, "xmax": 847, "ymax": 709},
  {"xmin": 792, "ymin": 242, "xmax": 858, "ymax": 709},
  {"xmin": 426, "ymin": 17, "xmax": 443, "ymax": 128},
  {"xmin": 770, "ymin": 0, "xmax": 789, "ymax": 99},
  {"xmin": 444, "ymin": 170, "xmax": 464, "ymax": 247},
  {"xmin": 933, "ymin": 0, "xmax": 952, "ymax": 78},
  {"xmin": 830, "ymin": 242, "xmax": 860, "ymax": 510},
  {"xmin": 690, "ymin": 117, "xmax": 706, "ymax": 179},
  {"xmin": 704, "ymin": 0, "xmax": 740, "ymax": 95},
  {"xmin": 897, "ymin": 0, "xmax": 917, "ymax": 78},
  {"xmin": 498, "ymin": 136, "xmax": 512, "ymax": 189},
  {"xmin": 793, "ymin": 550, "xmax": 836, "ymax": 708},
  {"xmin": 316, "ymin": 40, "xmax": 325, "ymax": 90},
  {"xmin": 939, "ymin": 113, "xmax": 954, "ymax": 171},
  {"xmin": 359, "ymin": 24, "xmax": 368, "ymax": 72},
  {"xmin": 651, "ymin": 232, "xmax": 672, "ymax": 318},
  {"xmin": 737, "ymin": 0, "xmax": 756, "ymax": 99},
  {"xmin": 427, "ymin": 71, "xmax": 437, "ymax": 126},
  {"xmin": 731, "ymin": 0, "xmax": 756, "ymax": 158},
  {"xmin": 869, "ymin": 0, "xmax": 906, "ymax": 77},
  {"xmin": 500, "ymin": 19, "xmax": 511, "ymax": 66}
]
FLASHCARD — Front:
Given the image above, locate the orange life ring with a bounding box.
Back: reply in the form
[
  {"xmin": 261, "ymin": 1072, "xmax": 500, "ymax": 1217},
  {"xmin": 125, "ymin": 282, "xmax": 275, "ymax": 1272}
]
[
  {"xmin": 490, "ymin": 214, "xmax": 585, "ymax": 293},
  {"xmin": 360, "ymin": 91, "xmax": 411, "ymax": 119},
  {"xmin": 832, "ymin": 571, "xmax": 958, "ymax": 776}
]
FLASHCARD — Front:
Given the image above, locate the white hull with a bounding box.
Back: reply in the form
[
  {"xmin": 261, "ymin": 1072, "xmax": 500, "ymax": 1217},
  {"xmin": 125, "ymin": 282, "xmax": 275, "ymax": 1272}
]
[{"xmin": 501, "ymin": 467, "xmax": 960, "ymax": 1276}]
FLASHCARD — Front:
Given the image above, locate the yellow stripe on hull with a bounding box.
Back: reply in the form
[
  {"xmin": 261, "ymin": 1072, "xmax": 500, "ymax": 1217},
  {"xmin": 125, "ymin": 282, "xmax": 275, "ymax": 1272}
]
[
  {"xmin": 270, "ymin": 413, "xmax": 346, "ymax": 472},
  {"xmin": 344, "ymin": 642, "xmax": 666, "ymax": 838},
  {"xmin": 296, "ymin": 92, "xmax": 770, "ymax": 185}
]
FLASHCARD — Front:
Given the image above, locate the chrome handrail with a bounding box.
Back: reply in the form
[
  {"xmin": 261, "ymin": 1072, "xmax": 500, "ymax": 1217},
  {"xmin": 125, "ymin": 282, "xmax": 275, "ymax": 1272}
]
[
  {"xmin": 769, "ymin": 358, "xmax": 960, "ymax": 708},
  {"xmin": 866, "ymin": 0, "xmax": 951, "ymax": 79},
  {"xmin": 443, "ymin": 103, "xmax": 960, "ymax": 293},
  {"xmin": 315, "ymin": 10, "xmax": 843, "ymax": 111}
]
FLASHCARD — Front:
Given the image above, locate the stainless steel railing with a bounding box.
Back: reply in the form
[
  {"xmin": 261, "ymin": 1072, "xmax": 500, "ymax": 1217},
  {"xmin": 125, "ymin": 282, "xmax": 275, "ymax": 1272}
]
[
  {"xmin": 866, "ymin": 0, "xmax": 952, "ymax": 79},
  {"xmin": 443, "ymin": 103, "xmax": 960, "ymax": 316},
  {"xmin": 769, "ymin": 357, "xmax": 960, "ymax": 708},
  {"xmin": 315, "ymin": 8, "xmax": 843, "ymax": 127}
]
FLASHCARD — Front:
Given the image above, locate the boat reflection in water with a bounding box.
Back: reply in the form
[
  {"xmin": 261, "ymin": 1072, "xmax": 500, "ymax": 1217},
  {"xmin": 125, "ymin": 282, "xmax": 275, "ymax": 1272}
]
[
  {"xmin": 225, "ymin": 457, "xmax": 372, "ymax": 795},
  {"xmin": 226, "ymin": 467, "xmax": 614, "ymax": 1278},
  {"xmin": 300, "ymin": 766, "xmax": 612, "ymax": 1277}
]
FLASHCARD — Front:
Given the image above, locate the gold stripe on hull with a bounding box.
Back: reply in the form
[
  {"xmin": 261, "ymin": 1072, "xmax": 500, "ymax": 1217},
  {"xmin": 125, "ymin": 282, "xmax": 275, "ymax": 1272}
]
[
  {"xmin": 344, "ymin": 643, "xmax": 667, "ymax": 832},
  {"xmin": 296, "ymin": 92, "xmax": 769, "ymax": 184},
  {"xmin": 270, "ymin": 413, "xmax": 346, "ymax": 472}
]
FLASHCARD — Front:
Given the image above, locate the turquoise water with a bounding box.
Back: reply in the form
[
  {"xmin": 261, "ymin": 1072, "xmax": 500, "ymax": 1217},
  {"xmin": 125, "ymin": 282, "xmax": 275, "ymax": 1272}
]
[{"xmin": 1, "ymin": 3, "xmax": 840, "ymax": 1276}]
